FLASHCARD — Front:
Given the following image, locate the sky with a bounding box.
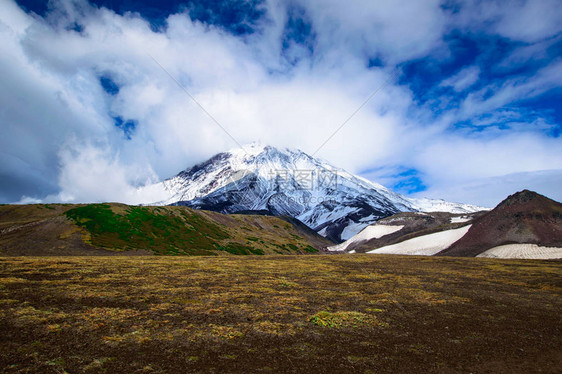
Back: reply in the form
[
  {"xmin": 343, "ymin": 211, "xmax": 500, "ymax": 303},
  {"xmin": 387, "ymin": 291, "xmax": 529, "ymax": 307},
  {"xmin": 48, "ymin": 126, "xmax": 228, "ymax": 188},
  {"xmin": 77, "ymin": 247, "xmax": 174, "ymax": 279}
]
[{"xmin": 1, "ymin": 0, "xmax": 561, "ymax": 207}]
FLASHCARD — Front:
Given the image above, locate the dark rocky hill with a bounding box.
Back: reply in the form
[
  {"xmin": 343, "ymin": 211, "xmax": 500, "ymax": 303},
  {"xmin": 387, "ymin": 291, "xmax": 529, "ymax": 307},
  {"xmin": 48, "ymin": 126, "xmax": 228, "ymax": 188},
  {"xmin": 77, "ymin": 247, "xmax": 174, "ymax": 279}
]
[{"xmin": 439, "ymin": 190, "xmax": 562, "ymax": 257}]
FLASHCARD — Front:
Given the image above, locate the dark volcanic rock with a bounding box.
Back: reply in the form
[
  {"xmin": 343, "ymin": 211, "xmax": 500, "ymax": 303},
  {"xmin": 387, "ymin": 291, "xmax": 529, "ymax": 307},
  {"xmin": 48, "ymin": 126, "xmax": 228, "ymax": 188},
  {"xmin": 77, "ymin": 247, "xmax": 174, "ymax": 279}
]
[{"xmin": 438, "ymin": 190, "xmax": 562, "ymax": 257}]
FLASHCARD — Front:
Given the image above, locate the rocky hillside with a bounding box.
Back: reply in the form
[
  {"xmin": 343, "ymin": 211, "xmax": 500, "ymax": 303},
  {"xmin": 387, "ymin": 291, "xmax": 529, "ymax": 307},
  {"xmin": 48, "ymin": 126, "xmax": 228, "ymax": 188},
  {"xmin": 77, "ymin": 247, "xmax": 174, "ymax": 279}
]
[
  {"xmin": 328, "ymin": 211, "xmax": 483, "ymax": 253},
  {"xmin": 0, "ymin": 204, "xmax": 332, "ymax": 256},
  {"xmin": 439, "ymin": 190, "xmax": 562, "ymax": 257},
  {"xmin": 330, "ymin": 190, "xmax": 562, "ymax": 259}
]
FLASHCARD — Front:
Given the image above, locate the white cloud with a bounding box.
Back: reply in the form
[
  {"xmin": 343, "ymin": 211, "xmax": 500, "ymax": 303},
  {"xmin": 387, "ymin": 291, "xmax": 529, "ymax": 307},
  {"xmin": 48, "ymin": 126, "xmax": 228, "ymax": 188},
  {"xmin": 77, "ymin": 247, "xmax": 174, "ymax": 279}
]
[
  {"xmin": 452, "ymin": 0, "xmax": 562, "ymax": 43},
  {"xmin": 14, "ymin": 196, "xmax": 43, "ymax": 204},
  {"xmin": 416, "ymin": 134, "xmax": 562, "ymax": 181},
  {"xmin": 1, "ymin": 0, "xmax": 421, "ymax": 203},
  {"xmin": 0, "ymin": 0, "xmax": 561, "ymax": 207},
  {"xmin": 498, "ymin": 36, "xmax": 560, "ymax": 69},
  {"xmin": 293, "ymin": 0, "xmax": 447, "ymax": 64},
  {"xmin": 440, "ymin": 66, "xmax": 480, "ymax": 92},
  {"xmin": 45, "ymin": 140, "xmax": 168, "ymax": 204},
  {"xmin": 456, "ymin": 60, "xmax": 562, "ymax": 121},
  {"xmin": 407, "ymin": 133, "xmax": 562, "ymax": 206},
  {"xmin": 413, "ymin": 170, "xmax": 562, "ymax": 208},
  {"xmin": 492, "ymin": 0, "xmax": 562, "ymax": 43}
]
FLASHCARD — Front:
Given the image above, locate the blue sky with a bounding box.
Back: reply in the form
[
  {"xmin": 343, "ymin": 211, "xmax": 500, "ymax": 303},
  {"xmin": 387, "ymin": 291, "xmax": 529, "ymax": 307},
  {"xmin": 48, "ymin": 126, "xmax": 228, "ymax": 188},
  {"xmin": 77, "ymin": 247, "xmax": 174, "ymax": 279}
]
[{"xmin": 1, "ymin": 0, "xmax": 562, "ymax": 206}]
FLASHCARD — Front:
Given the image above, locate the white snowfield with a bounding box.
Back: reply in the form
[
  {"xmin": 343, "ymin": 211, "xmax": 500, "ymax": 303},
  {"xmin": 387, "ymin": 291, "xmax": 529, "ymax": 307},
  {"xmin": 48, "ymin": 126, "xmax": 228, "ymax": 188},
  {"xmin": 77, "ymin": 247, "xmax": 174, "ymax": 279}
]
[
  {"xmin": 477, "ymin": 244, "xmax": 562, "ymax": 259},
  {"xmin": 450, "ymin": 216, "xmax": 471, "ymax": 223},
  {"xmin": 328, "ymin": 224, "xmax": 404, "ymax": 252},
  {"xmin": 367, "ymin": 225, "xmax": 472, "ymax": 256}
]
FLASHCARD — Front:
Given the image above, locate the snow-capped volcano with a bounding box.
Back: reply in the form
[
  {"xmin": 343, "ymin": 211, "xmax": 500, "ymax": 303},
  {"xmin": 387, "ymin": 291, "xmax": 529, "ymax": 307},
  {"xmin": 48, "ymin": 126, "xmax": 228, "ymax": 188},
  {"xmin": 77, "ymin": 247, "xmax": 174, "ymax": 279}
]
[{"xmin": 144, "ymin": 143, "xmax": 485, "ymax": 242}]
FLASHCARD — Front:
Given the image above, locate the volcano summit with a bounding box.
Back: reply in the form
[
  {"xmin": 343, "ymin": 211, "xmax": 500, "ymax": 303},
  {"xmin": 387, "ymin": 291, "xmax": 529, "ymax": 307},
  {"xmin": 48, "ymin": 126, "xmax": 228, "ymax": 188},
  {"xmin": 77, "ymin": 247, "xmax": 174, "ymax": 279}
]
[{"xmin": 141, "ymin": 144, "xmax": 485, "ymax": 242}]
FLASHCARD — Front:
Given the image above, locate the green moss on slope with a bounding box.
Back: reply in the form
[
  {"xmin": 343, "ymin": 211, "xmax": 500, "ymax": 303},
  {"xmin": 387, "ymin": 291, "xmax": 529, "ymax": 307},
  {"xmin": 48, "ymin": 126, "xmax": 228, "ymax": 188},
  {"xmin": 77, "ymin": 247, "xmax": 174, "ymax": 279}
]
[
  {"xmin": 65, "ymin": 204, "xmax": 230, "ymax": 255},
  {"xmin": 63, "ymin": 204, "xmax": 323, "ymax": 256}
]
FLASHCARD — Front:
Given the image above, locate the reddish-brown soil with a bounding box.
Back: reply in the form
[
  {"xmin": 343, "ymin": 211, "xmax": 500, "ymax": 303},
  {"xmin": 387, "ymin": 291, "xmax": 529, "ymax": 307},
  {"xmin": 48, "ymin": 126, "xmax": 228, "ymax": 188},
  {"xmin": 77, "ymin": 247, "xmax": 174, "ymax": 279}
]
[{"xmin": 440, "ymin": 190, "xmax": 562, "ymax": 257}]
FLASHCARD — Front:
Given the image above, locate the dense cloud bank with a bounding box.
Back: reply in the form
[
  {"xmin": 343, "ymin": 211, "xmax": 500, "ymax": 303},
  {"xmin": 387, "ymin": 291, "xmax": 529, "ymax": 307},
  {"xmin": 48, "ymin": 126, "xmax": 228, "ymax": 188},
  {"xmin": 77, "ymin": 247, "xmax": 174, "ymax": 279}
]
[{"xmin": 1, "ymin": 0, "xmax": 561, "ymax": 206}]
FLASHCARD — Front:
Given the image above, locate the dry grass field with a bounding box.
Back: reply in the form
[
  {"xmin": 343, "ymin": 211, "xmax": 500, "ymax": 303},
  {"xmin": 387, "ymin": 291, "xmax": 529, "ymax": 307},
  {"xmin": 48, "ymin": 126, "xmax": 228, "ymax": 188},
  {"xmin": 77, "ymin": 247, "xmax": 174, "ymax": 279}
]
[{"xmin": 0, "ymin": 255, "xmax": 561, "ymax": 373}]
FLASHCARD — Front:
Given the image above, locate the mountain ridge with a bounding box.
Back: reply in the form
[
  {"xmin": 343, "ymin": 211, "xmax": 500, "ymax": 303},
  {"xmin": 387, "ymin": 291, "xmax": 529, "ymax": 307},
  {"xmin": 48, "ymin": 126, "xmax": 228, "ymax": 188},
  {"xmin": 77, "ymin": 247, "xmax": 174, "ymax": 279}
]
[
  {"xmin": 0, "ymin": 203, "xmax": 332, "ymax": 256},
  {"xmin": 331, "ymin": 189, "xmax": 561, "ymax": 259},
  {"xmin": 141, "ymin": 143, "xmax": 486, "ymax": 242}
]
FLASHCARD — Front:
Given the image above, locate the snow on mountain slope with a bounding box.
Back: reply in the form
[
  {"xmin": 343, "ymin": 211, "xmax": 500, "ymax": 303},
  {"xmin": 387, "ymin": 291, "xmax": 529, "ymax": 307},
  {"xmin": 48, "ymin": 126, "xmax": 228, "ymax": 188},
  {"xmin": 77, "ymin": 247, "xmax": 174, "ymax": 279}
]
[
  {"xmin": 328, "ymin": 224, "xmax": 404, "ymax": 252},
  {"xmin": 406, "ymin": 198, "xmax": 482, "ymax": 214},
  {"xmin": 141, "ymin": 143, "xmax": 485, "ymax": 242},
  {"xmin": 476, "ymin": 244, "xmax": 562, "ymax": 259},
  {"xmin": 451, "ymin": 216, "xmax": 471, "ymax": 223},
  {"xmin": 367, "ymin": 225, "xmax": 472, "ymax": 256}
]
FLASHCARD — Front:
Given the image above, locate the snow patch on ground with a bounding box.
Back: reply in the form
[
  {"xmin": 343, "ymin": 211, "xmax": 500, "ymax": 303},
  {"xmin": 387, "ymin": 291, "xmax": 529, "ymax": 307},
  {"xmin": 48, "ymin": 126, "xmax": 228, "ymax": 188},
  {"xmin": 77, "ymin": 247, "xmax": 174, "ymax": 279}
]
[
  {"xmin": 477, "ymin": 244, "xmax": 562, "ymax": 259},
  {"xmin": 367, "ymin": 225, "xmax": 471, "ymax": 256},
  {"xmin": 339, "ymin": 222, "xmax": 370, "ymax": 242},
  {"xmin": 450, "ymin": 216, "xmax": 471, "ymax": 223},
  {"xmin": 328, "ymin": 225, "xmax": 404, "ymax": 252}
]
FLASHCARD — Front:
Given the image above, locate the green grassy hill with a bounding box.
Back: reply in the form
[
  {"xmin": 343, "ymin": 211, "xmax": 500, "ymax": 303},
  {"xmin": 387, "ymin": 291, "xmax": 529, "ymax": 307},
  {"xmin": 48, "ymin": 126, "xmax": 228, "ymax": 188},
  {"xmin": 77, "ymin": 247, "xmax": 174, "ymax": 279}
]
[{"xmin": 0, "ymin": 204, "xmax": 333, "ymax": 256}]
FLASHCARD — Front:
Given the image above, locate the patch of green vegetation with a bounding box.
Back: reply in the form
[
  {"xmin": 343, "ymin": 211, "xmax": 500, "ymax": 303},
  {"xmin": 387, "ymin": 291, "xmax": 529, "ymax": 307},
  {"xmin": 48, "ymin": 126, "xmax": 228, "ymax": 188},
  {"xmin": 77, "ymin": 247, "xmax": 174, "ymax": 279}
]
[
  {"xmin": 65, "ymin": 204, "xmax": 232, "ymax": 254},
  {"xmin": 286, "ymin": 243, "xmax": 299, "ymax": 251},
  {"xmin": 215, "ymin": 243, "xmax": 265, "ymax": 255},
  {"xmin": 43, "ymin": 204, "xmax": 56, "ymax": 210},
  {"xmin": 303, "ymin": 245, "xmax": 318, "ymax": 253},
  {"xmin": 45, "ymin": 357, "xmax": 66, "ymax": 367},
  {"xmin": 274, "ymin": 243, "xmax": 308, "ymax": 253},
  {"xmin": 276, "ymin": 243, "xmax": 302, "ymax": 252},
  {"xmin": 180, "ymin": 212, "xmax": 230, "ymax": 241},
  {"xmin": 246, "ymin": 236, "xmax": 259, "ymax": 242},
  {"xmin": 309, "ymin": 311, "xmax": 374, "ymax": 328}
]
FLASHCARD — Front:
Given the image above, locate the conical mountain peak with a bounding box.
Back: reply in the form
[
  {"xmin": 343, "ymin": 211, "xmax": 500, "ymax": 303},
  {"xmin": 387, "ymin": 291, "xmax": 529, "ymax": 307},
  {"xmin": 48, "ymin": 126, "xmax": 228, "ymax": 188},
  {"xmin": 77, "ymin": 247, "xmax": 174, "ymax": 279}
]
[
  {"xmin": 497, "ymin": 189, "xmax": 543, "ymax": 207},
  {"xmin": 144, "ymin": 144, "xmax": 486, "ymax": 242}
]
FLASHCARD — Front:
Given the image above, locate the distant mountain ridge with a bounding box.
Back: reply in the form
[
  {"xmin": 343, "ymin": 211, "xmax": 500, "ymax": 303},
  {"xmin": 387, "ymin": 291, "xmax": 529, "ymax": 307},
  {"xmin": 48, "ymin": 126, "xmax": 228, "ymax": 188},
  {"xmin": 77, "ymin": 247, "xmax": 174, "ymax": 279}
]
[
  {"xmin": 327, "ymin": 211, "xmax": 483, "ymax": 253},
  {"xmin": 330, "ymin": 190, "xmax": 562, "ymax": 259},
  {"xmin": 142, "ymin": 143, "xmax": 486, "ymax": 242}
]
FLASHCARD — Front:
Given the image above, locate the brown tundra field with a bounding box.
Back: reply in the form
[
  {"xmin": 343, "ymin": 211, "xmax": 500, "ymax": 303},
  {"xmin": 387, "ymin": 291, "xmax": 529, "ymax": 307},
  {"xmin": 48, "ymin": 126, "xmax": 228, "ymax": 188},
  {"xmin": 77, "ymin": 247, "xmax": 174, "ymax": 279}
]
[{"xmin": 0, "ymin": 255, "xmax": 561, "ymax": 373}]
